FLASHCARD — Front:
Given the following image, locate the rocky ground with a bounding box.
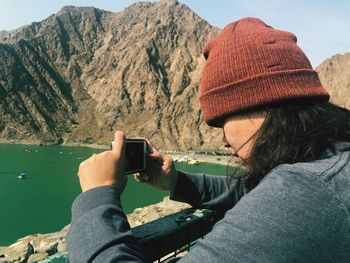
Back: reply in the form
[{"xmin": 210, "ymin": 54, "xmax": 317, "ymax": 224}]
[{"xmin": 0, "ymin": 197, "xmax": 191, "ymax": 263}]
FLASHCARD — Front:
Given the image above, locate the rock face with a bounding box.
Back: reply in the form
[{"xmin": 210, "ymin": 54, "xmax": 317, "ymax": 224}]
[
  {"xmin": 0, "ymin": 197, "xmax": 190, "ymax": 262},
  {"xmin": 0, "ymin": 0, "xmax": 222, "ymax": 150},
  {"xmin": 316, "ymin": 52, "xmax": 350, "ymax": 109},
  {"xmin": 1, "ymin": 0, "xmax": 348, "ymax": 150}
]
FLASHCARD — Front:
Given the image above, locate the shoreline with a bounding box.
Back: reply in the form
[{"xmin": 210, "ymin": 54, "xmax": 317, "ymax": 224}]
[
  {"xmin": 0, "ymin": 140, "xmax": 237, "ymax": 166},
  {"xmin": 167, "ymin": 152, "xmax": 237, "ymax": 166},
  {"xmin": 0, "ymin": 139, "xmax": 109, "ymax": 150}
]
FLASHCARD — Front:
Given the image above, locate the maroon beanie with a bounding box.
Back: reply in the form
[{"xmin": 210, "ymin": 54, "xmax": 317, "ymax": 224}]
[{"xmin": 199, "ymin": 17, "xmax": 330, "ymax": 127}]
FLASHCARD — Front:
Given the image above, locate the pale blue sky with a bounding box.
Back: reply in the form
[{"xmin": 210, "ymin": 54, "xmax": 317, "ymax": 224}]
[{"xmin": 0, "ymin": 0, "xmax": 349, "ymax": 67}]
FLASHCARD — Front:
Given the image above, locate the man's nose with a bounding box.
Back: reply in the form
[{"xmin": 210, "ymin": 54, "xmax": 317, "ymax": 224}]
[{"xmin": 222, "ymin": 132, "xmax": 230, "ymax": 148}]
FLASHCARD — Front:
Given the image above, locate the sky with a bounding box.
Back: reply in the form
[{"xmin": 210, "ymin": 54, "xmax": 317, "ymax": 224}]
[{"xmin": 0, "ymin": 0, "xmax": 349, "ymax": 67}]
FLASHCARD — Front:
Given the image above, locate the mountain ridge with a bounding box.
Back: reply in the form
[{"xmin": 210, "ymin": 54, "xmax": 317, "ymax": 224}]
[
  {"xmin": 316, "ymin": 52, "xmax": 350, "ymax": 109},
  {"xmin": 0, "ymin": 1, "xmax": 348, "ymax": 150},
  {"xmin": 0, "ymin": 1, "xmax": 221, "ymax": 150}
]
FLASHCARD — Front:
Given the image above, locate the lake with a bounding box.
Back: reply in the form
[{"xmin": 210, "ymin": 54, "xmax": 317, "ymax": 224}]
[{"xmin": 0, "ymin": 143, "xmax": 234, "ymax": 246}]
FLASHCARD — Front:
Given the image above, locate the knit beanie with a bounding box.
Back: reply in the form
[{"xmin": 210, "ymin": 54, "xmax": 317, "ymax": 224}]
[{"xmin": 199, "ymin": 17, "xmax": 330, "ymax": 127}]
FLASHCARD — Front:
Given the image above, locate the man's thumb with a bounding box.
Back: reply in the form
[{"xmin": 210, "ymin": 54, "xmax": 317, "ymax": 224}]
[{"xmin": 112, "ymin": 131, "xmax": 126, "ymax": 156}]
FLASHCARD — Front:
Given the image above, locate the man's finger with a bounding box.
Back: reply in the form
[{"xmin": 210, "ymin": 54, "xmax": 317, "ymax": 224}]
[
  {"xmin": 133, "ymin": 173, "xmax": 142, "ymax": 183},
  {"xmin": 148, "ymin": 152, "xmax": 164, "ymax": 164},
  {"xmin": 141, "ymin": 173, "xmax": 150, "ymax": 181},
  {"xmin": 133, "ymin": 172, "xmax": 150, "ymax": 183},
  {"xmin": 145, "ymin": 139, "xmax": 156, "ymax": 154},
  {"xmin": 111, "ymin": 131, "xmax": 126, "ymax": 157}
]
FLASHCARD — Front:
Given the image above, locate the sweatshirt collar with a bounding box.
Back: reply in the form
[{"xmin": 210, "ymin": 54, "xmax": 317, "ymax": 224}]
[{"xmin": 322, "ymin": 141, "xmax": 350, "ymax": 159}]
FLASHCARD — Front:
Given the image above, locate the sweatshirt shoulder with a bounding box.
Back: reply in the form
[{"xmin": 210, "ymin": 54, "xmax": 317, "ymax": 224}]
[
  {"xmin": 270, "ymin": 149, "xmax": 350, "ymax": 181},
  {"xmin": 267, "ymin": 150, "xmax": 350, "ymax": 216}
]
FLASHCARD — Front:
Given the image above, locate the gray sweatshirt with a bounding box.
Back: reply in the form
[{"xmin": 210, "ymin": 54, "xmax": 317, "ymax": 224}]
[{"xmin": 67, "ymin": 143, "xmax": 350, "ymax": 262}]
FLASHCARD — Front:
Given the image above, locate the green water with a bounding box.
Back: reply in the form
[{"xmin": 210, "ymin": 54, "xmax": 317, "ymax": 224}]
[{"xmin": 0, "ymin": 144, "xmax": 235, "ymax": 246}]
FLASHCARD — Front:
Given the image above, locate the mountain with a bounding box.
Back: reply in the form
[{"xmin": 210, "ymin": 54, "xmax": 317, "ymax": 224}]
[
  {"xmin": 316, "ymin": 52, "xmax": 350, "ymax": 109},
  {"xmin": 1, "ymin": 0, "xmax": 348, "ymax": 151},
  {"xmin": 0, "ymin": 0, "xmax": 222, "ymax": 150}
]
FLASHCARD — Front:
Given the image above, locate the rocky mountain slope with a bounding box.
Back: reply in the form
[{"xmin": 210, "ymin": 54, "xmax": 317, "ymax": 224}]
[
  {"xmin": 316, "ymin": 52, "xmax": 350, "ymax": 109},
  {"xmin": 0, "ymin": 0, "xmax": 222, "ymax": 150},
  {"xmin": 0, "ymin": 0, "xmax": 348, "ymax": 151}
]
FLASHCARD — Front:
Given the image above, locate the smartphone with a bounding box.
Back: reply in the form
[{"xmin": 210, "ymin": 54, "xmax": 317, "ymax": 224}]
[{"xmin": 111, "ymin": 138, "xmax": 148, "ymax": 174}]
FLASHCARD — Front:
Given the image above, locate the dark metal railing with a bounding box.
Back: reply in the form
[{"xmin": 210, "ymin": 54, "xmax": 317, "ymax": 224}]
[{"xmin": 131, "ymin": 208, "xmax": 222, "ymax": 262}]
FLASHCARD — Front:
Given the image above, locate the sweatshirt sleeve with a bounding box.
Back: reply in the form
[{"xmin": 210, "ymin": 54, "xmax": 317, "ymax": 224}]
[
  {"xmin": 169, "ymin": 165, "xmax": 348, "ymax": 263},
  {"xmin": 67, "ymin": 186, "xmax": 144, "ymax": 262},
  {"xmin": 169, "ymin": 171, "xmax": 247, "ymax": 210},
  {"xmin": 67, "ymin": 166, "xmax": 347, "ymax": 262}
]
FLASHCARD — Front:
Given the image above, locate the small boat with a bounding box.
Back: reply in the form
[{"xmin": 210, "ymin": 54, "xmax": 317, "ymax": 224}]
[
  {"xmin": 17, "ymin": 173, "xmax": 27, "ymax": 179},
  {"xmin": 187, "ymin": 159, "xmax": 199, "ymax": 165}
]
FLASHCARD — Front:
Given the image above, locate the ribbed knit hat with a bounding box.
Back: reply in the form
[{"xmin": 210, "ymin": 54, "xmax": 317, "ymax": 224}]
[{"xmin": 199, "ymin": 17, "xmax": 330, "ymax": 127}]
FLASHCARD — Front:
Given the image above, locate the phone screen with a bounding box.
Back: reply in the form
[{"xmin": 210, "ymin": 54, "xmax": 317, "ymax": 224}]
[{"xmin": 124, "ymin": 139, "xmax": 147, "ymax": 174}]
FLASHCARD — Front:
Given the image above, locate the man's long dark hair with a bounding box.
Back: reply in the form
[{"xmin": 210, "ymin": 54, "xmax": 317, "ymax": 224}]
[{"xmin": 238, "ymin": 100, "xmax": 350, "ymax": 191}]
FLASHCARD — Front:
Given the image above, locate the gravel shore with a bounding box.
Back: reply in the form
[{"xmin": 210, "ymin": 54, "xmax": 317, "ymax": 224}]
[{"xmin": 0, "ymin": 140, "xmax": 239, "ymax": 166}]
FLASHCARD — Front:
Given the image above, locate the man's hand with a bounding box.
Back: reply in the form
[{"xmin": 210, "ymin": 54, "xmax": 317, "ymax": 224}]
[
  {"xmin": 134, "ymin": 140, "xmax": 178, "ymax": 191},
  {"xmin": 77, "ymin": 131, "xmax": 127, "ymax": 194}
]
